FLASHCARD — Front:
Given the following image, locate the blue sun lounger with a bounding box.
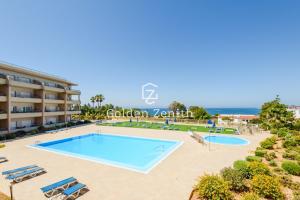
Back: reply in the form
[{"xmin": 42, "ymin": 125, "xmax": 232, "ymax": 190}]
[
  {"xmin": 2, "ymin": 165, "xmax": 37, "ymax": 176},
  {"xmin": 6, "ymin": 167, "xmax": 46, "ymax": 183},
  {"xmin": 41, "ymin": 177, "xmax": 77, "ymax": 198},
  {"xmin": 60, "ymin": 183, "xmax": 88, "ymax": 199}
]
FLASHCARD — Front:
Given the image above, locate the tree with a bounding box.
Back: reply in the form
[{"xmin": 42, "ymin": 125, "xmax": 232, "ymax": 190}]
[
  {"xmin": 259, "ymin": 96, "xmax": 294, "ymax": 130},
  {"xmin": 90, "ymin": 96, "xmax": 96, "ymax": 107},
  {"xmin": 95, "ymin": 94, "xmax": 105, "ymax": 107},
  {"xmin": 189, "ymin": 106, "xmax": 211, "ymax": 120},
  {"xmin": 168, "ymin": 101, "xmax": 186, "ymax": 114}
]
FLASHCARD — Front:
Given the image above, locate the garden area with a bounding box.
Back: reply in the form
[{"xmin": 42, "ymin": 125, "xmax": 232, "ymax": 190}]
[
  {"xmin": 100, "ymin": 121, "xmax": 236, "ymax": 134},
  {"xmin": 190, "ymin": 97, "xmax": 300, "ymax": 200}
]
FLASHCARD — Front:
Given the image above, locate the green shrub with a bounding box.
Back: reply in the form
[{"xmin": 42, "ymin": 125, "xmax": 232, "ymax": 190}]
[
  {"xmin": 233, "ymin": 160, "xmax": 250, "ymax": 178},
  {"xmin": 241, "ymin": 192, "xmax": 260, "ymax": 200},
  {"xmin": 256, "ymin": 147, "xmax": 264, "ymax": 151},
  {"xmin": 246, "ymin": 156, "xmax": 262, "ymax": 162},
  {"xmin": 248, "ymin": 161, "xmax": 271, "ymax": 178},
  {"xmin": 283, "ymin": 150, "xmax": 299, "ymax": 160},
  {"xmin": 270, "ymin": 128, "xmax": 278, "ymax": 135},
  {"xmin": 278, "ymin": 175, "xmax": 293, "ymax": 187},
  {"xmin": 5, "ymin": 133, "xmax": 16, "ymax": 140},
  {"xmin": 265, "ymin": 152, "xmax": 277, "ymax": 161},
  {"xmin": 277, "ymin": 128, "xmax": 289, "ymax": 137},
  {"xmin": 15, "ymin": 130, "xmax": 27, "ymax": 137},
  {"xmin": 260, "ymin": 136, "xmax": 277, "ymax": 149},
  {"xmin": 291, "ymin": 182, "xmax": 300, "ymax": 191},
  {"xmin": 251, "ymin": 174, "xmax": 284, "ymax": 199},
  {"xmin": 254, "ymin": 150, "xmax": 267, "ymax": 157},
  {"xmin": 293, "ymin": 190, "xmax": 300, "ymax": 200},
  {"xmin": 281, "ymin": 161, "xmax": 300, "ymax": 176},
  {"xmin": 273, "ymin": 167, "xmax": 284, "ymax": 174},
  {"xmin": 283, "ymin": 136, "xmax": 299, "ymax": 148},
  {"xmin": 196, "ymin": 174, "xmax": 233, "ymax": 200},
  {"xmin": 269, "ymin": 160, "xmax": 277, "ymax": 167},
  {"xmin": 30, "ymin": 129, "xmax": 39, "ymax": 135},
  {"xmin": 220, "ymin": 167, "xmax": 247, "ymax": 192}
]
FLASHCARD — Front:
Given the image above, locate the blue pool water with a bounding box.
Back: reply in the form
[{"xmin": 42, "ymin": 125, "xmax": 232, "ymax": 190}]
[
  {"xmin": 33, "ymin": 133, "xmax": 182, "ymax": 173},
  {"xmin": 204, "ymin": 135, "xmax": 249, "ymax": 145}
]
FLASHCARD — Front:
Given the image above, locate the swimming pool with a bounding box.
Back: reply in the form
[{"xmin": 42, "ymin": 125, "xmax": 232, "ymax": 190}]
[
  {"xmin": 31, "ymin": 133, "xmax": 182, "ymax": 173},
  {"xmin": 204, "ymin": 135, "xmax": 249, "ymax": 145}
]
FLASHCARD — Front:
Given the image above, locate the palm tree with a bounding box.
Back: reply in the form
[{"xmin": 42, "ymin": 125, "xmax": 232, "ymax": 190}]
[
  {"xmin": 95, "ymin": 94, "xmax": 105, "ymax": 107},
  {"xmin": 90, "ymin": 96, "xmax": 96, "ymax": 107}
]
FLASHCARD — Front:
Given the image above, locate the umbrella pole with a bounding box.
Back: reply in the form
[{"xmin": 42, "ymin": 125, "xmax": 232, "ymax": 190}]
[{"xmin": 10, "ymin": 184, "xmax": 14, "ymax": 200}]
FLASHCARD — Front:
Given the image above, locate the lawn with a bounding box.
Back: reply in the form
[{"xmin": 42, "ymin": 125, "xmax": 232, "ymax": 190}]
[{"xmin": 100, "ymin": 121, "xmax": 236, "ymax": 134}]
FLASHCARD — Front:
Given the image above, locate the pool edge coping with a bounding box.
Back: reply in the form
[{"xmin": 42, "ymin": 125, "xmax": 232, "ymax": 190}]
[{"xmin": 203, "ymin": 134, "xmax": 250, "ymax": 146}]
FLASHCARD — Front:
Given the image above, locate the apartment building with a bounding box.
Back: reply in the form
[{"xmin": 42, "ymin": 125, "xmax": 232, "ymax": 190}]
[{"xmin": 0, "ymin": 61, "xmax": 81, "ymax": 134}]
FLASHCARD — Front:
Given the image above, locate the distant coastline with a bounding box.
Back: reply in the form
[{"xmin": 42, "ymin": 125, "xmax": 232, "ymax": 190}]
[{"xmin": 141, "ymin": 108, "xmax": 260, "ymax": 116}]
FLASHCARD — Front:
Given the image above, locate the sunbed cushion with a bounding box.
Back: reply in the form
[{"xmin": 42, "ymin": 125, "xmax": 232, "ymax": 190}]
[
  {"xmin": 6, "ymin": 167, "xmax": 44, "ymax": 180},
  {"xmin": 63, "ymin": 183, "xmax": 86, "ymax": 196},
  {"xmin": 41, "ymin": 177, "xmax": 76, "ymax": 193},
  {"xmin": 2, "ymin": 165, "xmax": 37, "ymax": 175}
]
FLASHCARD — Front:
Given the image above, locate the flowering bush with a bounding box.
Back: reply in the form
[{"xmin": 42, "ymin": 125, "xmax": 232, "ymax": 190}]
[
  {"xmin": 251, "ymin": 174, "xmax": 284, "ymax": 200},
  {"xmin": 196, "ymin": 174, "xmax": 233, "ymax": 200}
]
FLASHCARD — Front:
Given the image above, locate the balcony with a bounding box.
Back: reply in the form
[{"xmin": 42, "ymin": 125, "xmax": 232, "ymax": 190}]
[
  {"xmin": 11, "ymin": 124, "xmax": 40, "ymax": 132},
  {"xmin": 0, "ymin": 74, "xmax": 7, "ymax": 84},
  {"xmin": 44, "ymin": 109, "xmax": 65, "ymax": 116},
  {"xmin": 0, "ymin": 128, "xmax": 8, "ymax": 135},
  {"xmin": 0, "ymin": 94, "xmax": 7, "ymax": 102},
  {"xmin": 67, "ymin": 109, "xmax": 81, "ymax": 115},
  {"xmin": 66, "ymin": 110, "xmax": 81, "ymax": 115},
  {"xmin": 45, "ymin": 97, "xmax": 65, "ymax": 104},
  {"xmin": 11, "ymin": 110, "xmax": 42, "ymax": 118},
  {"xmin": 10, "ymin": 77, "xmax": 42, "ymax": 90},
  {"xmin": 0, "ymin": 112, "xmax": 8, "ymax": 119},
  {"xmin": 67, "ymin": 99, "xmax": 80, "ymax": 104},
  {"xmin": 44, "ymin": 82, "xmax": 65, "ymax": 93},
  {"xmin": 44, "ymin": 121, "xmax": 66, "ymax": 127},
  {"xmin": 11, "ymin": 94, "xmax": 42, "ymax": 103},
  {"xmin": 66, "ymin": 89, "xmax": 81, "ymax": 95}
]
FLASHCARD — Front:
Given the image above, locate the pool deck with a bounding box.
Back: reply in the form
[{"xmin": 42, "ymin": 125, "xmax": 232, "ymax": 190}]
[{"xmin": 0, "ymin": 124, "xmax": 269, "ymax": 200}]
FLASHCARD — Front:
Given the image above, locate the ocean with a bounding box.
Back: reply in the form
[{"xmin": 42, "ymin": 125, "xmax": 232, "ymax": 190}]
[{"xmin": 141, "ymin": 108, "xmax": 260, "ymax": 116}]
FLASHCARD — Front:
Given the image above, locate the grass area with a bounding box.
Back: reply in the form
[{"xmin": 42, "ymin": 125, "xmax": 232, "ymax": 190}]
[{"xmin": 101, "ymin": 121, "xmax": 236, "ymax": 134}]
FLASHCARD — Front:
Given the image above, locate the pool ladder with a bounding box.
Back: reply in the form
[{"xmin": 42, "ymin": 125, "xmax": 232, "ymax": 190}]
[{"xmin": 154, "ymin": 145, "xmax": 165, "ymax": 152}]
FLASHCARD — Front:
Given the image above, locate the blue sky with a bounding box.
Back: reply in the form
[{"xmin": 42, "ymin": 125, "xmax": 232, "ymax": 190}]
[{"xmin": 0, "ymin": 0, "xmax": 299, "ymax": 108}]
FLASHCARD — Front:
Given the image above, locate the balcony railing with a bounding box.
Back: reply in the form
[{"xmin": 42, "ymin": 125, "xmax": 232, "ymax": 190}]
[
  {"xmin": 45, "ymin": 97, "xmax": 64, "ymax": 100},
  {"xmin": 45, "ymin": 108, "xmax": 63, "ymax": 112},
  {"xmin": 11, "ymin": 76, "xmax": 42, "ymax": 85},
  {"xmin": 0, "ymin": 128, "xmax": 8, "ymax": 132},
  {"xmin": 11, "ymin": 109, "xmax": 42, "ymax": 114},
  {"xmin": 0, "ymin": 73, "xmax": 6, "ymax": 79},
  {"xmin": 13, "ymin": 124, "xmax": 40, "ymax": 130},
  {"xmin": 44, "ymin": 82, "xmax": 65, "ymax": 89},
  {"xmin": 11, "ymin": 93, "xmax": 40, "ymax": 98},
  {"xmin": 45, "ymin": 121, "xmax": 65, "ymax": 125}
]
